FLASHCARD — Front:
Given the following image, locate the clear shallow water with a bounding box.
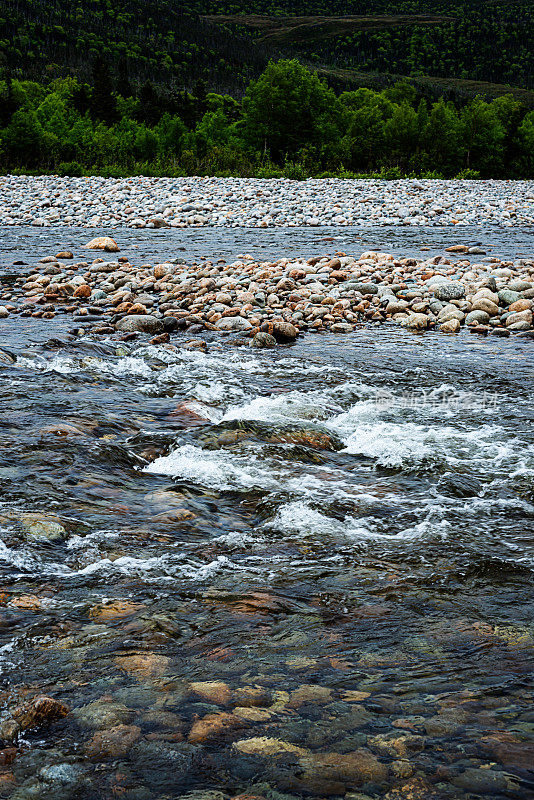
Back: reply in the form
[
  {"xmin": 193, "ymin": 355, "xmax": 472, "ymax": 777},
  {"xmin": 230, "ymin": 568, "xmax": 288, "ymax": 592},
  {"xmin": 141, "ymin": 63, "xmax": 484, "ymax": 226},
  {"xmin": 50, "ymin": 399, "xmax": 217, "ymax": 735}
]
[
  {"xmin": 1, "ymin": 223, "xmax": 534, "ymax": 276},
  {"xmin": 0, "ymin": 227, "xmax": 533, "ymax": 799}
]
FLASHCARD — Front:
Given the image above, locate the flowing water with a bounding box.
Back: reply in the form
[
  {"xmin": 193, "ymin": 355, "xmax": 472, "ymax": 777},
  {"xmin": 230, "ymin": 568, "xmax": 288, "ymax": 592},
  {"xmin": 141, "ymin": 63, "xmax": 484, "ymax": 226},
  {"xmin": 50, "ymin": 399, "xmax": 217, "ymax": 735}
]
[{"xmin": 0, "ymin": 226, "xmax": 533, "ymax": 799}]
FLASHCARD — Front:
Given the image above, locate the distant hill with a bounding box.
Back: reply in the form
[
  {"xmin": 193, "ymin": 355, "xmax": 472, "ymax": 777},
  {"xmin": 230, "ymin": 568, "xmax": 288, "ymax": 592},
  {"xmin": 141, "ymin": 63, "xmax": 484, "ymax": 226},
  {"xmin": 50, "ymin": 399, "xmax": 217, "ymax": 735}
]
[
  {"xmin": 0, "ymin": 0, "xmax": 275, "ymax": 94},
  {"xmin": 199, "ymin": 1, "xmax": 533, "ymax": 91},
  {"xmin": 0, "ymin": 0, "xmax": 532, "ymax": 101}
]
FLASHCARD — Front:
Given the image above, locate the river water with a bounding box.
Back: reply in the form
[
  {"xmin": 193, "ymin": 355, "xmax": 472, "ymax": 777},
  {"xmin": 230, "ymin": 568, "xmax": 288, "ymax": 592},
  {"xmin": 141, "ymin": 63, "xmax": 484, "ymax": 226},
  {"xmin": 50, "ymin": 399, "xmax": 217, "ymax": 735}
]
[{"xmin": 0, "ymin": 226, "xmax": 533, "ymax": 799}]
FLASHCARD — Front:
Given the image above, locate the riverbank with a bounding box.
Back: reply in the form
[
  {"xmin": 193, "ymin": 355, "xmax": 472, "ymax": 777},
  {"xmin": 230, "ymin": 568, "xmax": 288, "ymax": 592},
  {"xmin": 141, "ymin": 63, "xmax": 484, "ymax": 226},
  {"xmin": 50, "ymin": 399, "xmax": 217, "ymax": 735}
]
[
  {"xmin": 1, "ymin": 236, "xmax": 532, "ymax": 341},
  {"xmin": 0, "ymin": 176, "xmax": 533, "ymax": 228}
]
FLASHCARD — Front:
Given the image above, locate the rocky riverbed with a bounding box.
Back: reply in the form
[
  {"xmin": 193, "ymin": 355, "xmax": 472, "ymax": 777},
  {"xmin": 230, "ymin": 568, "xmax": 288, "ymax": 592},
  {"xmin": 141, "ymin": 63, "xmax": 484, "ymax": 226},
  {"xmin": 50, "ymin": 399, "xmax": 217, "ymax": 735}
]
[
  {"xmin": 0, "ymin": 176, "xmax": 533, "ymax": 228},
  {"xmin": 0, "ymin": 322, "xmax": 532, "ymax": 800},
  {"xmin": 0, "ymin": 235, "xmax": 532, "ymax": 341}
]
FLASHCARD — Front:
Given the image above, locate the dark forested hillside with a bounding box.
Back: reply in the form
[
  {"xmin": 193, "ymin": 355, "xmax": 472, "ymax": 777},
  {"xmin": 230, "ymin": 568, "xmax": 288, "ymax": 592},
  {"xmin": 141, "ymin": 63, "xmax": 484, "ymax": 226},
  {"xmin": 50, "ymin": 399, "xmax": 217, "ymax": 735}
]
[
  {"xmin": 0, "ymin": 0, "xmax": 532, "ymax": 99},
  {"xmin": 197, "ymin": 1, "xmax": 534, "ymax": 91},
  {"xmin": 0, "ymin": 0, "xmax": 276, "ymax": 94}
]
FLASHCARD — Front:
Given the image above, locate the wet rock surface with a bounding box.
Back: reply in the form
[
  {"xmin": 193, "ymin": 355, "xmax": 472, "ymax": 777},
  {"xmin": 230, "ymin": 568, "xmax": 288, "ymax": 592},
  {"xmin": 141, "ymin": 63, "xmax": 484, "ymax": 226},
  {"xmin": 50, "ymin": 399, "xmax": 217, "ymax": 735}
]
[{"xmin": 0, "ymin": 238, "xmax": 533, "ymax": 341}]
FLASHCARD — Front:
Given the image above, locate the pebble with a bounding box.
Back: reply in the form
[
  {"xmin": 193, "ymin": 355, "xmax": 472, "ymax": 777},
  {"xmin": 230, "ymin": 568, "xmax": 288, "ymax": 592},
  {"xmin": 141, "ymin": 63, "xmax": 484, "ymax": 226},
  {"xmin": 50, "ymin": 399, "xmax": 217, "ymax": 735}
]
[
  {"xmin": 2, "ymin": 244, "xmax": 533, "ymax": 342},
  {"xmin": 0, "ymin": 177, "xmax": 532, "ymax": 227}
]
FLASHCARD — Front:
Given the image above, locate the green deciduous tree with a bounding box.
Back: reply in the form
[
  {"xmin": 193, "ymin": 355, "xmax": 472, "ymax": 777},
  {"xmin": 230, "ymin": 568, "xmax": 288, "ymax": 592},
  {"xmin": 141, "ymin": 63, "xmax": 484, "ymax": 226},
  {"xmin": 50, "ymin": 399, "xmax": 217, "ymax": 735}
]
[
  {"xmin": 241, "ymin": 59, "xmax": 340, "ymax": 161},
  {"xmin": 460, "ymin": 96, "xmax": 505, "ymax": 176}
]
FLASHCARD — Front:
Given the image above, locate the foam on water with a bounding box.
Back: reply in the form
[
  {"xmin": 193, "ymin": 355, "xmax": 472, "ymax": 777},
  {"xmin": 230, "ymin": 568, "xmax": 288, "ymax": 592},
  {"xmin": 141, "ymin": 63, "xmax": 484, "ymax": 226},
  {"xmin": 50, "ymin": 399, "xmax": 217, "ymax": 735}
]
[
  {"xmin": 143, "ymin": 443, "xmax": 281, "ymax": 491},
  {"xmin": 8, "ymin": 336, "xmax": 533, "ymax": 577},
  {"xmin": 222, "ymin": 389, "xmax": 343, "ymax": 425},
  {"xmin": 265, "ymin": 500, "xmax": 452, "ymax": 542},
  {"xmin": 0, "ymin": 535, "xmax": 72, "ymax": 577}
]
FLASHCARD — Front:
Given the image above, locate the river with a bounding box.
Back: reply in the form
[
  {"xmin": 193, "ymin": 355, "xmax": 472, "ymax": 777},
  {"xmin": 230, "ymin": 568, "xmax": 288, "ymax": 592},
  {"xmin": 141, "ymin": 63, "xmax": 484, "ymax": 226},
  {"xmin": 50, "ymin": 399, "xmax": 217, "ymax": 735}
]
[{"xmin": 0, "ymin": 225, "xmax": 533, "ymax": 799}]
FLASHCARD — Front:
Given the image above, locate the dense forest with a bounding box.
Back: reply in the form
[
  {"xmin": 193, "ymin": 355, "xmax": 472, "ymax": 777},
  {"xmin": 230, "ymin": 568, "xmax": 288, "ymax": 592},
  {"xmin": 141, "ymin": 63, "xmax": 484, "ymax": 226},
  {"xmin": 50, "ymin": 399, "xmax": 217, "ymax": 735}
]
[
  {"xmin": 1, "ymin": 60, "xmax": 533, "ymax": 178},
  {"xmin": 1, "ymin": 0, "xmax": 533, "ymax": 178},
  {"xmin": 0, "ymin": 0, "xmax": 532, "ymax": 102},
  {"xmin": 196, "ymin": 0, "xmax": 533, "ymax": 90},
  {"xmin": 0, "ymin": 0, "xmax": 273, "ymax": 95}
]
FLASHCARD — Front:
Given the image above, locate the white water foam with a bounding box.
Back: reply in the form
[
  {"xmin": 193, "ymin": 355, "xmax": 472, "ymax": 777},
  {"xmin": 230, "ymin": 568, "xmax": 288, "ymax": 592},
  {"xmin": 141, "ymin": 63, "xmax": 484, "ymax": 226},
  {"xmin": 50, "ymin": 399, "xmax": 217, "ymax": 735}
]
[
  {"xmin": 143, "ymin": 443, "xmax": 280, "ymax": 491},
  {"xmin": 265, "ymin": 500, "xmax": 452, "ymax": 542}
]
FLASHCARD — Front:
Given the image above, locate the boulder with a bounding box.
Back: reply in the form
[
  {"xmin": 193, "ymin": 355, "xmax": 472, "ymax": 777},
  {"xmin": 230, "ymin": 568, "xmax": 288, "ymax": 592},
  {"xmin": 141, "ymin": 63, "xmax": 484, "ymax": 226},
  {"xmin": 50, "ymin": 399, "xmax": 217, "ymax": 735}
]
[
  {"xmin": 348, "ymin": 282, "xmax": 378, "ymax": 295},
  {"xmin": 509, "ymin": 299, "xmax": 532, "ymax": 313},
  {"xmin": 498, "ymin": 289, "xmax": 521, "ymax": 306},
  {"xmin": 403, "ymin": 313, "xmax": 429, "ymax": 330},
  {"xmin": 115, "ymin": 314, "xmax": 163, "ymax": 334},
  {"xmin": 19, "ymin": 513, "xmax": 66, "ymax": 541},
  {"xmin": 471, "ymin": 297, "xmax": 499, "ymax": 316},
  {"xmin": 445, "ymin": 245, "xmax": 469, "ymax": 253},
  {"xmin": 433, "ymin": 282, "xmax": 466, "ymax": 301},
  {"xmin": 437, "ymin": 305, "xmax": 464, "ymax": 323},
  {"xmin": 472, "ymin": 288, "xmax": 499, "ymax": 304},
  {"xmin": 330, "ymin": 322, "xmax": 353, "ymax": 333},
  {"xmin": 74, "ymin": 701, "xmax": 134, "ymax": 729},
  {"xmin": 508, "ymin": 280, "xmax": 532, "ymax": 292},
  {"xmin": 440, "ymin": 319, "xmax": 461, "ymax": 333},
  {"xmin": 12, "ymin": 696, "xmax": 69, "ymax": 730},
  {"xmin": 188, "ymin": 713, "xmax": 244, "ymax": 743},
  {"xmin": 296, "ymin": 750, "xmax": 388, "ymax": 795},
  {"xmin": 251, "ymin": 332, "xmax": 276, "ymax": 348},
  {"xmin": 85, "ymin": 724, "xmax": 141, "ymax": 758},
  {"xmin": 466, "ymin": 310, "xmax": 490, "ymax": 326},
  {"xmin": 233, "ymin": 737, "xmax": 308, "ymax": 757},
  {"xmin": 506, "ymin": 309, "xmax": 532, "ymax": 328},
  {"xmin": 84, "ymin": 237, "xmax": 119, "ymax": 252},
  {"xmin": 189, "ymin": 681, "xmax": 232, "ymax": 706},
  {"xmin": 216, "ymin": 317, "xmax": 253, "ymax": 332},
  {"xmin": 272, "ymin": 321, "xmax": 298, "ymax": 342},
  {"xmin": 73, "ymin": 284, "xmax": 91, "ymax": 299}
]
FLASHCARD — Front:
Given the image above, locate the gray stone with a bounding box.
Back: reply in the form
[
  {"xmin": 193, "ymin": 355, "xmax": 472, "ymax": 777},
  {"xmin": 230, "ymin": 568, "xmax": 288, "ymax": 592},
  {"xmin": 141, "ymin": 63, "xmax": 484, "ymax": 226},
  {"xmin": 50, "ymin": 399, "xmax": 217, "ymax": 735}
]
[
  {"xmin": 453, "ymin": 768, "xmax": 507, "ymax": 793},
  {"xmin": 437, "ymin": 305, "xmax": 464, "ymax": 322},
  {"xmin": 216, "ymin": 317, "xmax": 253, "ymax": 332},
  {"xmin": 403, "ymin": 313, "xmax": 429, "ymax": 330},
  {"xmin": 73, "ymin": 701, "xmax": 134, "ymax": 729},
  {"xmin": 115, "ymin": 314, "xmax": 164, "ymax": 334},
  {"xmin": 129, "ymin": 741, "xmax": 201, "ymax": 789},
  {"xmin": 251, "ymin": 332, "xmax": 277, "ymax": 348},
  {"xmin": 498, "ymin": 289, "xmax": 521, "ymax": 306},
  {"xmin": 465, "ymin": 310, "xmax": 490, "ymax": 325},
  {"xmin": 433, "ymin": 282, "xmax": 466, "ymax": 301},
  {"xmin": 508, "ymin": 280, "xmax": 532, "ymax": 292},
  {"xmin": 272, "ymin": 321, "xmax": 298, "ymax": 341},
  {"xmin": 19, "ymin": 514, "xmax": 66, "ymax": 542},
  {"xmin": 0, "ymin": 348, "xmax": 16, "ymax": 363},
  {"xmin": 349, "ymin": 282, "xmax": 378, "ymax": 295}
]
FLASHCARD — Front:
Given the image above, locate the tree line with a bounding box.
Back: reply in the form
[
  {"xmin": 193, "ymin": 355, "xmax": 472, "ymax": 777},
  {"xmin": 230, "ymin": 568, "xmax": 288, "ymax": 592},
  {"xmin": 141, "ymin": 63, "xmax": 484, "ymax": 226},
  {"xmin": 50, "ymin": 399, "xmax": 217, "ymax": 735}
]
[{"xmin": 1, "ymin": 59, "xmax": 533, "ymax": 178}]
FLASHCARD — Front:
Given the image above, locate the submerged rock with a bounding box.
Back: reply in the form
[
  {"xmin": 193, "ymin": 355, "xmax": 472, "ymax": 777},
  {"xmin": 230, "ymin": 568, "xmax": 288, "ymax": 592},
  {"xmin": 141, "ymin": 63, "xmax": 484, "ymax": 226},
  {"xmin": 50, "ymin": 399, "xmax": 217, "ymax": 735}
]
[
  {"xmin": 12, "ymin": 696, "xmax": 70, "ymax": 731},
  {"xmin": 296, "ymin": 750, "xmax": 388, "ymax": 794},
  {"xmin": 19, "ymin": 513, "xmax": 66, "ymax": 541},
  {"xmin": 85, "ymin": 724, "xmax": 141, "ymax": 758},
  {"xmin": 233, "ymin": 737, "xmax": 308, "ymax": 757},
  {"xmin": 198, "ymin": 421, "xmax": 343, "ymax": 452},
  {"xmin": 73, "ymin": 700, "xmax": 134, "ymax": 729},
  {"xmin": 188, "ymin": 712, "xmax": 245, "ymax": 743},
  {"xmin": 251, "ymin": 332, "xmax": 277, "ymax": 348}
]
